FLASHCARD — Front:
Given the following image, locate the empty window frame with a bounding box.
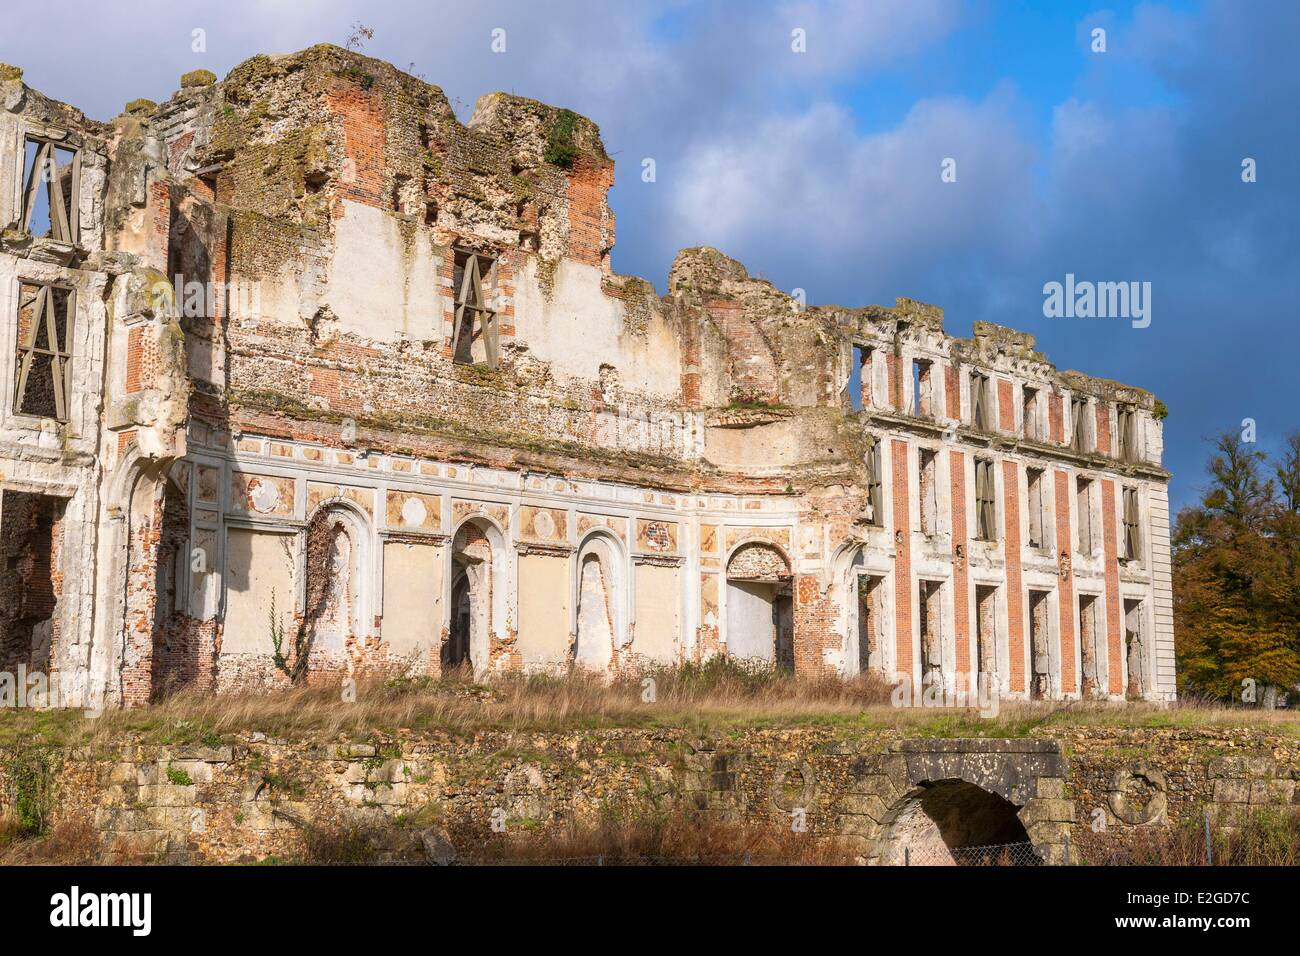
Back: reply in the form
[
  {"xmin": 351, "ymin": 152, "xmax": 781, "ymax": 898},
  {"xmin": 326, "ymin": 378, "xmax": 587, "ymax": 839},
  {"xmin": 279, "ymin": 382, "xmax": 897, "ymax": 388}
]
[
  {"xmin": 864, "ymin": 437, "xmax": 884, "ymax": 527},
  {"xmin": 918, "ymin": 447, "xmax": 938, "ymax": 536},
  {"xmin": 20, "ymin": 136, "xmax": 80, "ymax": 244},
  {"xmin": 857, "ymin": 573, "xmax": 885, "ymax": 675},
  {"xmin": 1026, "ymin": 467, "xmax": 1045, "ymax": 549},
  {"xmin": 851, "ymin": 345, "xmax": 872, "ymax": 410},
  {"xmin": 12, "ymin": 282, "xmax": 75, "ymax": 421},
  {"xmin": 975, "ymin": 584, "xmax": 998, "ymax": 680},
  {"xmin": 1028, "ymin": 589, "xmax": 1051, "ymax": 700},
  {"xmin": 1075, "ymin": 476, "xmax": 1094, "ymax": 554},
  {"xmin": 970, "ymin": 371, "xmax": 991, "ymax": 430},
  {"xmin": 1117, "ymin": 405, "xmax": 1138, "ymax": 462},
  {"xmin": 1122, "ymin": 486, "xmax": 1142, "ymax": 561},
  {"xmin": 912, "ymin": 359, "xmax": 933, "ymax": 418},
  {"xmin": 1078, "ymin": 594, "xmax": 1102, "ymax": 698},
  {"xmin": 1022, "ymin": 386, "xmax": 1040, "ymax": 440},
  {"xmin": 918, "ymin": 579, "xmax": 943, "ymax": 686},
  {"xmin": 1069, "ymin": 396, "xmax": 1091, "ymax": 453},
  {"xmin": 451, "ymin": 249, "xmax": 499, "ymax": 367},
  {"xmin": 974, "ymin": 457, "xmax": 997, "ymax": 541}
]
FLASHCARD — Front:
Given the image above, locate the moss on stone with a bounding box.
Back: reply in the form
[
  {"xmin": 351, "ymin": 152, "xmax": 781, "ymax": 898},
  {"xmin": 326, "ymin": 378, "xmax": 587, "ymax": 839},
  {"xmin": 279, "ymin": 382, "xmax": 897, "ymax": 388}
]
[
  {"xmin": 0, "ymin": 63, "xmax": 23, "ymax": 82},
  {"xmin": 180, "ymin": 68, "xmax": 217, "ymax": 88},
  {"xmin": 124, "ymin": 98, "xmax": 157, "ymax": 116}
]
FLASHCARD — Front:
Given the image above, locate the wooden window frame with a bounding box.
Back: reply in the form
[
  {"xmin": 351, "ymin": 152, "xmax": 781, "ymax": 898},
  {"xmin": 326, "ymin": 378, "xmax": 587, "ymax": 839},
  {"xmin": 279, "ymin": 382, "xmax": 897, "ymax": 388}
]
[
  {"xmin": 865, "ymin": 436, "xmax": 883, "ymax": 527},
  {"xmin": 20, "ymin": 134, "xmax": 81, "ymax": 245},
  {"xmin": 451, "ymin": 248, "xmax": 499, "ymax": 368},
  {"xmin": 974, "ymin": 457, "xmax": 997, "ymax": 541},
  {"xmin": 12, "ymin": 281, "xmax": 76, "ymax": 422}
]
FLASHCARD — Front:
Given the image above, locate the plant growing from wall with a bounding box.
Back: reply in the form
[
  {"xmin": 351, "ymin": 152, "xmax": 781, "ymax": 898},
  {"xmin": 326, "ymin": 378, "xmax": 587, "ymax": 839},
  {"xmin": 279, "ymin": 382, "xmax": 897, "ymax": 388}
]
[
  {"xmin": 268, "ymin": 590, "xmax": 311, "ymax": 685},
  {"xmin": 543, "ymin": 109, "xmax": 580, "ymax": 168},
  {"xmin": 7, "ymin": 744, "xmax": 57, "ymax": 836}
]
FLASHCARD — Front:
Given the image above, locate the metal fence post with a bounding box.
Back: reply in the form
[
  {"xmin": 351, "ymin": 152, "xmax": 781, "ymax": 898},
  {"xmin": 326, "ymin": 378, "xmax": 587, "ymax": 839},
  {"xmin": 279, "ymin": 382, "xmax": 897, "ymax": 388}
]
[
  {"xmin": 1063, "ymin": 833, "xmax": 1070, "ymax": 867},
  {"xmin": 1205, "ymin": 809, "xmax": 1213, "ymax": 866},
  {"xmin": 905, "ymin": 846, "xmax": 910, "ymax": 866}
]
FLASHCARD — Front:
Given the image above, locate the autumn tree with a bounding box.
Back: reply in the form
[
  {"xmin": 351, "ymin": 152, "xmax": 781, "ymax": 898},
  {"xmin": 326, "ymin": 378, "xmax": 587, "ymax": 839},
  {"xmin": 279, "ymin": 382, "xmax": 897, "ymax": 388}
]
[{"xmin": 1174, "ymin": 432, "xmax": 1300, "ymax": 701}]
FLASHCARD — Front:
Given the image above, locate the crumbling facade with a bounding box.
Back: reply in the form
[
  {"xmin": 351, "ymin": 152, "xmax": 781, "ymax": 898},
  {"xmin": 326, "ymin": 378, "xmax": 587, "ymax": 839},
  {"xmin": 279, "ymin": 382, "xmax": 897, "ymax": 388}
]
[{"xmin": 0, "ymin": 47, "xmax": 1175, "ymax": 708}]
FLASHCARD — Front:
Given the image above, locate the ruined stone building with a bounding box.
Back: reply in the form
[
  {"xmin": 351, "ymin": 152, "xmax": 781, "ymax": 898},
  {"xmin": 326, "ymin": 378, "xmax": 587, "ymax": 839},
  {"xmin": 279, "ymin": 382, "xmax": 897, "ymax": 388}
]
[{"xmin": 0, "ymin": 47, "xmax": 1175, "ymax": 708}]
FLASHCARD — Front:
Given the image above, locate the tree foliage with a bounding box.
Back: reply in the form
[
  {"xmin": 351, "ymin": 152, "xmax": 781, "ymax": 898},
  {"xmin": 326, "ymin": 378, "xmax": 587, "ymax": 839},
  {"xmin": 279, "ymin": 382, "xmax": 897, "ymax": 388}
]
[{"xmin": 1174, "ymin": 432, "xmax": 1300, "ymax": 699}]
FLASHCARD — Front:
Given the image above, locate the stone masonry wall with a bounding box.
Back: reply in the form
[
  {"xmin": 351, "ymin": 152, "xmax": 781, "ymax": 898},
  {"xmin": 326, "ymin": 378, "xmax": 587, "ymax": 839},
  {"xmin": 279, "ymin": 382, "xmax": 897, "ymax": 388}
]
[{"xmin": 3, "ymin": 726, "xmax": 1294, "ymax": 864}]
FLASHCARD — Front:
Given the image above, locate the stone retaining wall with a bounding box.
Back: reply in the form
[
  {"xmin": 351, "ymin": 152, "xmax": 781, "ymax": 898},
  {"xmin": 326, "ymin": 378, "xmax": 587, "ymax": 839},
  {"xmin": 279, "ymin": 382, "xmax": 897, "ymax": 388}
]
[{"xmin": 1, "ymin": 726, "xmax": 1295, "ymax": 863}]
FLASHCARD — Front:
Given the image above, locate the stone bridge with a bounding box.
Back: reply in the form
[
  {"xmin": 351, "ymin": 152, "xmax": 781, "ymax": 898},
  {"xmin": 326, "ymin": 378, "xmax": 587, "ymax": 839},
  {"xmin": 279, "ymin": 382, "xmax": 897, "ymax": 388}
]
[{"xmin": 836, "ymin": 739, "xmax": 1073, "ymax": 864}]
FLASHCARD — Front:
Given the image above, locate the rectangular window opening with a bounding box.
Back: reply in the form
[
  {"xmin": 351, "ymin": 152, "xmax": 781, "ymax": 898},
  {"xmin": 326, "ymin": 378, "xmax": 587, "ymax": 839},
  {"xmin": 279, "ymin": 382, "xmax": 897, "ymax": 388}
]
[
  {"xmin": 851, "ymin": 345, "xmax": 871, "ymax": 411},
  {"xmin": 1022, "ymin": 386, "xmax": 1040, "ymax": 440},
  {"xmin": 1028, "ymin": 589, "xmax": 1051, "ymax": 700},
  {"xmin": 912, "ymin": 359, "xmax": 933, "ymax": 418},
  {"xmin": 1070, "ymin": 396, "xmax": 1091, "ymax": 453},
  {"xmin": 971, "ymin": 372, "xmax": 990, "ymax": 430},
  {"xmin": 0, "ymin": 489, "xmax": 66, "ymax": 673},
  {"xmin": 1078, "ymin": 594, "xmax": 1101, "ymax": 698},
  {"xmin": 975, "ymin": 584, "xmax": 998, "ymax": 680},
  {"xmin": 13, "ymin": 282, "xmax": 75, "ymax": 421},
  {"xmin": 857, "ymin": 574, "xmax": 885, "ymax": 675},
  {"xmin": 1026, "ymin": 467, "xmax": 1045, "ymax": 550},
  {"xmin": 919, "ymin": 447, "xmax": 938, "ymax": 536},
  {"xmin": 1117, "ymin": 406, "xmax": 1138, "ymax": 462},
  {"xmin": 1122, "ymin": 486, "xmax": 1141, "ymax": 561},
  {"xmin": 451, "ymin": 248, "xmax": 499, "ymax": 367},
  {"xmin": 1075, "ymin": 476, "xmax": 1094, "ymax": 555},
  {"xmin": 974, "ymin": 457, "xmax": 997, "ymax": 541},
  {"xmin": 918, "ymin": 579, "xmax": 943, "ymax": 686},
  {"xmin": 865, "ymin": 437, "xmax": 883, "ymax": 527},
  {"xmin": 21, "ymin": 137, "xmax": 79, "ymax": 244}
]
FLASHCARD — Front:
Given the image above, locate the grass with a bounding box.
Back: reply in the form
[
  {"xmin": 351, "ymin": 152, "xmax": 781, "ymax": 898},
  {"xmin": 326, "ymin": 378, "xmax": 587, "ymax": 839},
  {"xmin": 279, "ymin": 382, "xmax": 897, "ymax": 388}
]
[
  {"xmin": 0, "ymin": 660, "xmax": 1294, "ymax": 747},
  {"xmin": 1076, "ymin": 806, "xmax": 1300, "ymax": 866},
  {"xmin": 291, "ymin": 801, "xmax": 857, "ymax": 866}
]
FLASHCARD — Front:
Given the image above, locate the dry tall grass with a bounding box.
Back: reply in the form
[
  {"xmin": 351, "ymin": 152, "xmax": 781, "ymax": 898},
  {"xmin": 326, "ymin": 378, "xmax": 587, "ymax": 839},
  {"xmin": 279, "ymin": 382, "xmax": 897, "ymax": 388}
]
[
  {"xmin": 0, "ymin": 659, "xmax": 1295, "ymax": 746},
  {"xmin": 1076, "ymin": 807, "xmax": 1300, "ymax": 866}
]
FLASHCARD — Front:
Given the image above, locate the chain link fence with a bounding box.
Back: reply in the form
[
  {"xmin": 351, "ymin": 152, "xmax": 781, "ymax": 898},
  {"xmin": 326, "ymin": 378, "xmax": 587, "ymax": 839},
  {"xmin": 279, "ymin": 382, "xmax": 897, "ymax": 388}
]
[{"xmin": 900, "ymin": 840, "xmax": 1044, "ymax": 866}]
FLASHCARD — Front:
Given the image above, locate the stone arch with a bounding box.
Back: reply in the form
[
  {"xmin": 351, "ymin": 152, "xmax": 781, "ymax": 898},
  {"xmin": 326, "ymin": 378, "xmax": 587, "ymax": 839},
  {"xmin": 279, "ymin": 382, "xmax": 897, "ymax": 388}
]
[
  {"xmin": 572, "ymin": 530, "xmax": 625, "ymax": 671},
  {"xmin": 447, "ymin": 515, "xmax": 507, "ymax": 678},
  {"xmin": 301, "ymin": 499, "xmax": 372, "ymax": 673},
  {"xmin": 724, "ymin": 540, "xmax": 793, "ymax": 669},
  {"xmin": 839, "ymin": 739, "xmax": 1074, "ymax": 865},
  {"xmin": 876, "ymin": 780, "xmax": 1034, "ymax": 865}
]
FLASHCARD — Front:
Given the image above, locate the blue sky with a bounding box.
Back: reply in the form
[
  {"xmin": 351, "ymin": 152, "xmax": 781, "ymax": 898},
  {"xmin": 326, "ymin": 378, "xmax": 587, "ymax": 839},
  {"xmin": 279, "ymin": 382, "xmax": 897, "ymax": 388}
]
[{"xmin": 2, "ymin": 0, "xmax": 1295, "ymax": 511}]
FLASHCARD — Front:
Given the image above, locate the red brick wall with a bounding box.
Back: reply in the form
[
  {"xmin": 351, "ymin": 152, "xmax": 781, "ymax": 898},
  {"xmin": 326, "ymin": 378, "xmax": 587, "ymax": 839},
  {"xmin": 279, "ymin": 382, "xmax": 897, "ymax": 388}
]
[
  {"xmin": 1095, "ymin": 403, "xmax": 1112, "ymax": 457},
  {"xmin": 1001, "ymin": 459, "xmax": 1025, "ymax": 693},
  {"xmin": 565, "ymin": 157, "xmax": 615, "ymax": 269},
  {"xmin": 124, "ymin": 326, "xmax": 159, "ymax": 394},
  {"xmin": 997, "ymin": 379, "xmax": 1015, "ymax": 432},
  {"xmin": 1054, "ymin": 469, "xmax": 1077, "ymax": 693},
  {"xmin": 891, "ymin": 439, "xmax": 912, "ymax": 679},
  {"xmin": 1048, "ymin": 391, "xmax": 1064, "ymax": 444},
  {"xmin": 949, "ymin": 449, "xmax": 970, "ymax": 677},
  {"xmin": 706, "ymin": 299, "xmax": 780, "ymax": 404},
  {"xmin": 326, "ymin": 80, "xmax": 386, "ymax": 209},
  {"xmin": 945, "ymin": 363, "xmax": 960, "ymax": 419},
  {"xmin": 1100, "ymin": 479, "xmax": 1124, "ymax": 695}
]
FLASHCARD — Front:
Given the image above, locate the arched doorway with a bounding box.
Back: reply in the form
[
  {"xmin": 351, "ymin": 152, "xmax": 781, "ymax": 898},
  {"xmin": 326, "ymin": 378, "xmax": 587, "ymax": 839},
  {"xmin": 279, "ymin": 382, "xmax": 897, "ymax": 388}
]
[
  {"xmin": 725, "ymin": 542, "xmax": 793, "ymax": 670},
  {"xmin": 447, "ymin": 518, "xmax": 503, "ymax": 677},
  {"xmin": 877, "ymin": 779, "xmax": 1036, "ymax": 866}
]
